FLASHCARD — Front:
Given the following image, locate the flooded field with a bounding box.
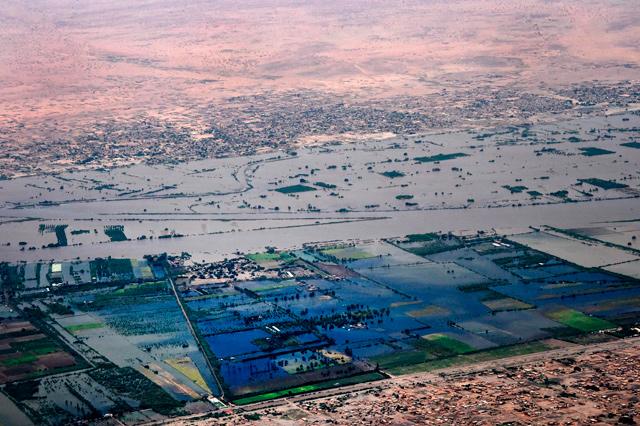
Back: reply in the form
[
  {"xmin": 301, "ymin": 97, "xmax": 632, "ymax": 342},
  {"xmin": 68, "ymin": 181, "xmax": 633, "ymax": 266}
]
[
  {"xmin": 1, "ymin": 112, "xmax": 639, "ymax": 264},
  {"xmin": 156, "ymin": 229, "xmax": 640, "ymax": 402},
  {"xmin": 1, "ymin": 218, "xmax": 640, "ymax": 422}
]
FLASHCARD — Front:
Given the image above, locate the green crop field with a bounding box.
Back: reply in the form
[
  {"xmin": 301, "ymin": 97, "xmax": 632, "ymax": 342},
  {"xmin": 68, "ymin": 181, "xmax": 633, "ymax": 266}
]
[
  {"xmin": 545, "ymin": 308, "xmax": 615, "ymax": 332},
  {"xmin": 11, "ymin": 338, "xmax": 60, "ymax": 355},
  {"xmin": 422, "ymin": 334, "xmax": 474, "ymax": 354},
  {"xmin": 1, "ymin": 354, "xmax": 38, "ymax": 367},
  {"xmin": 250, "ymin": 280, "xmax": 299, "ymax": 293},
  {"xmin": 65, "ymin": 322, "xmax": 104, "ymax": 334},
  {"xmin": 385, "ymin": 341, "xmax": 550, "ymax": 376},
  {"xmin": 233, "ymin": 372, "xmax": 385, "ymax": 405},
  {"xmin": 372, "ymin": 334, "xmax": 474, "ymax": 370},
  {"xmin": 371, "ymin": 350, "xmax": 434, "ymax": 369},
  {"xmin": 246, "ymin": 252, "xmax": 295, "ymax": 263},
  {"xmin": 321, "ymin": 247, "xmax": 374, "ymax": 260}
]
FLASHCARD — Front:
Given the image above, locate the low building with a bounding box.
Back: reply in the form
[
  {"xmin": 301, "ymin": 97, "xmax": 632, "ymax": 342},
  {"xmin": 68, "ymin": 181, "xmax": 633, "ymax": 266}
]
[{"xmin": 49, "ymin": 263, "xmax": 63, "ymax": 285}]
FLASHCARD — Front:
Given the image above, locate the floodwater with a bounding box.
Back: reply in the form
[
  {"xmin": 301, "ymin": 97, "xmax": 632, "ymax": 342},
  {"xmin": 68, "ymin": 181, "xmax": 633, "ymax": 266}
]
[
  {"xmin": 1, "ymin": 112, "xmax": 639, "ymax": 263},
  {"xmin": 0, "ymin": 392, "xmax": 34, "ymax": 426},
  {"xmin": 1, "ymin": 197, "xmax": 639, "ymax": 264}
]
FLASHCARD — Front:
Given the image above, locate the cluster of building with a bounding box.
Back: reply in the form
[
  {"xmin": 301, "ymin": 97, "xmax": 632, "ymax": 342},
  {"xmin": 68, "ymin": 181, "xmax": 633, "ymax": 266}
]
[
  {"xmin": 301, "ymin": 346, "xmax": 639, "ymax": 425},
  {"xmin": 2, "ymin": 81, "xmax": 639, "ymax": 179},
  {"xmin": 556, "ymin": 81, "xmax": 640, "ymax": 107}
]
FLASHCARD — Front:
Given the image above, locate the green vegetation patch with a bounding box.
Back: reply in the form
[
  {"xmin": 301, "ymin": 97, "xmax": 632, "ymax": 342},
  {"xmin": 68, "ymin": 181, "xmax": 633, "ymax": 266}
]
[
  {"xmin": 275, "ymin": 185, "xmax": 316, "ymax": 194},
  {"xmin": 366, "ymin": 350, "xmax": 429, "ymax": 370},
  {"xmin": 405, "ymin": 240, "xmax": 462, "ymax": 257},
  {"xmin": 503, "ymin": 185, "xmax": 528, "ymax": 194},
  {"xmin": 0, "ymin": 337, "xmax": 64, "ymax": 367},
  {"xmin": 45, "ymin": 302, "xmax": 73, "ymax": 316},
  {"xmin": 4, "ymin": 380, "xmax": 40, "ymax": 401},
  {"xmin": 65, "ymin": 322, "xmax": 104, "ymax": 334},
  {"xmin": 527, "ymin": 190, "xmax": 543, "ymax": 198},
  {"xmin": 380, "ymin": 171, "xmax": 405, "ymax": 178},
  {"xmin": 1, "ymin": 353, "xmax": 38, "ymax": 367},
  {"xmin": 248, "ymin": 280, "xmax": 300, "ymax": 293},
  {"xmin": 492, "ymin": 251, "xmax": 550, "ymax": 269},
  {"xmin": 90, "ymin": 258, "xmax": 133, "ymax": 280},
  {"xmin": 54, "ymin": 225, "xmax": 68, "ymax": 247},
  {"xmin": 114, "ymin": 280, "xmax": 168, "ymax": 296},
  {"xmin": 38, "ymin": 224, "xmax": 68, "ymax": 247},
  {"xmin": 246, "ymin": 252, "xmax": 295, "ymax": 264},
  {"xmin": 395, "ymin": 194, "xmax": 414, "ymax": 200},
  {"xmin": 88, "ymin": 366, "xmax": 184, "ymax": 415},
  {"xmin": 458, "ymin": 282, "xmax": 491, "ymax": 293},
  {"xmin": 396, "ymin": 233, "xmax": 462, "ymax": 256},
  {"xmin": 621, "ymin": 141, "xmax": 640, "ymax": 149},
  {"xmin": 104, "ymin": 225, "xmax": 127, "ymax": 242},
  {"xmin": 10, "ymin": 338, "xmax": 60, "ymax": 355},
  {"xmin": 373, "ymin": 334, "xmax": 474, "ymax": 370},
  {"xmin": 253, "ymin": 334, "xmax": 300, "ymax": 352},
  {"xmin": 578, "ymin": 178, "xmax": 628, "ymax": 190},
  {"xmin": 579, "ymin": 147, "xmax": 615, "ymax": 156},
  {"xmin": 421, "ymin": 334, "xmax": 474, "ymax": 354},
  {"xmin": 373, "ymin": 350, "xmax": 430, "ymax": 369},
  {"xmin": 386, "ymin": 341, "xmax": 550, "ymax": 376},
  {"xmin": 321, "ymin": 246, "xmax": 375, "ymax": 260},
  {"xmin": 90, "ymin": 281, "xmax": 169, "ymax": 308},
  {"xmin": 405, "ymin": 233, "xmax": 439, "ymax": 242},
  {"xmin": 314, "ymin": 182, "xmax": 337, "ymax": 189},
  {"xmin": 233, "ymin": 372, "xmax": 384, "ymax": 405},
  {"xmin": 414, "ymin": 152, "xmax": 468, "ymax": 163},
  {"xmin": 545, "ymin": 308, "xmax": 615, "ymax": 333}
]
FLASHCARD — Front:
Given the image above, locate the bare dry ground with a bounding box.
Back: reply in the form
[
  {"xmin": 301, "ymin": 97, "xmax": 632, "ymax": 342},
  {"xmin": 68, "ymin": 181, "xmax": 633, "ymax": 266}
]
[{"xmin": 1, "ymin": 0, "xmax": 639, "ymax": 175}]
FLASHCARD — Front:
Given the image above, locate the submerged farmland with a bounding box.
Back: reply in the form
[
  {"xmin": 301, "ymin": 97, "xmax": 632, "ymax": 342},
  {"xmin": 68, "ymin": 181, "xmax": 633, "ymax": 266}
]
[
  {"xmin": 115, "ymin": 227, "xmax": 640, "ymax": 405},
  {"xmin": 1, "ymin": 220, "xmax": 640, "ymax": 423}
]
